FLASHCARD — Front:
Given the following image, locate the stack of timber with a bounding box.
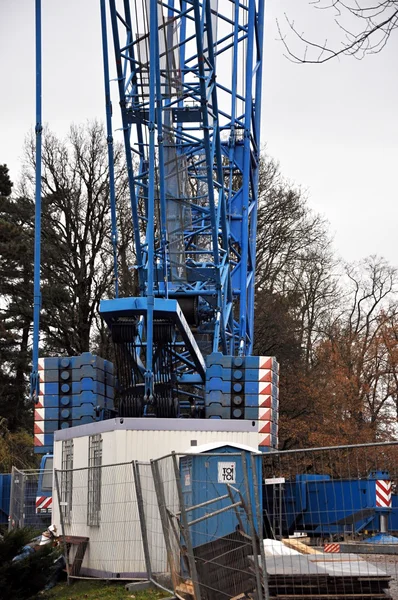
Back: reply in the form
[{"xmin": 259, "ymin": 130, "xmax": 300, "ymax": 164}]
[{"xmin": 253, "ymin": 550, "xmax": 392, "ymax": 600}]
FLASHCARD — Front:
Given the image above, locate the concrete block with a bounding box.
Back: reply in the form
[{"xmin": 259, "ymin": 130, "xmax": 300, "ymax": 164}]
[
  {"xmin": 205, "ymin": 378, "xmax": 231, "ymax": 393},
  {"xmin": 206, "ymin": 352, "xmax": 233, "ymax": 368},
  {"xmin": 205, "ymin": 403, "xmax": 231, "ymax": 419}
]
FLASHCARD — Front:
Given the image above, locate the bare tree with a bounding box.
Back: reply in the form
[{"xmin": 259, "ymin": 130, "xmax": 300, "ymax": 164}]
[
  {"xmin": 278, "ymin": 1, "xmax": 398, "ymax": 63},
  {"xmin": 22, "ymin": 121, "xmax": 132, "ymax": 355},
  {"xmin": 322, "ymin": 256, "xmax": 398, "ymax": 437},
  {"xmin": 256, "ymin": 157, "xmax": 328, "ymax": 294}
]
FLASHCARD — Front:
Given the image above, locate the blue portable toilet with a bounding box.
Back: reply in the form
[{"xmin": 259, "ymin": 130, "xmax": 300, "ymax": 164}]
[{"xmin": 180, "ymin": 442, "xmax": 262, "ymax": 548}]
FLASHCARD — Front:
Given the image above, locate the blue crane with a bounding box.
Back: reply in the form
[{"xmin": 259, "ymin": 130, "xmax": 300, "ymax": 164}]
[{"xmin": 31, "ymin": 0, "xmax": 277, "ymax": 451}]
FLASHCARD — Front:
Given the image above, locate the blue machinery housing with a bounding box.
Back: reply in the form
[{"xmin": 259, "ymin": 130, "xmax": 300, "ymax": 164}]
[
  {"xmin": 99, "ymin": 0, "xmax": 266, "ymax": 416},
  {"xmin": 264, "ymin": 471, "xmax": 398, "ymax": 538}
]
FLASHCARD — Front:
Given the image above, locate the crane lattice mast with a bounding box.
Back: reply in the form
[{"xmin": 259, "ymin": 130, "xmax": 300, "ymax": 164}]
[{"xmin": 100, "ymin": 0, "xmax": 265, "ymax": 417}]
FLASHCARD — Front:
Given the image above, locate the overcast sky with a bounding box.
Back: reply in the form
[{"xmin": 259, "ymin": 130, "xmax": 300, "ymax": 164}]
[{"xmin": 0, "ymin": 0, "xmax": 397, "ymax": 265}]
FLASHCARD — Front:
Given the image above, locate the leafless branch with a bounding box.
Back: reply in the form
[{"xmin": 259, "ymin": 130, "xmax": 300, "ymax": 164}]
[{"xmin": 278, "ymin": 1, "xmax": 398, "ymax": 63}]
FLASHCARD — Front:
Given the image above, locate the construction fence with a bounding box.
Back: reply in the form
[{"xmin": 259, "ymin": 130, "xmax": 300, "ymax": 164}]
[
  {"xmin": 53, "ymin": 442, "xmax": 398, "ymax": 600},
  {"xmin": 9, "ymin": 466, "xmax": 52, "ymax": 531}
]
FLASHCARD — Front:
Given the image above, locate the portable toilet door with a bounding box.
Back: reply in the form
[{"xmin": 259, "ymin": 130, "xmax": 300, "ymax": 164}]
[{"xmin": 180, "ymin": 442, "xmax": 262, "ymax": 549}]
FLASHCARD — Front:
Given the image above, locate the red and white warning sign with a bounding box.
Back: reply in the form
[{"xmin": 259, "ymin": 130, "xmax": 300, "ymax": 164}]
[
  {"xmin": 376, "ymin": 480, "xmax": 392, "ymax": 508},
  {"xmin": 36, "ymin": 495, "xmax": 52, "ymax": 514}
]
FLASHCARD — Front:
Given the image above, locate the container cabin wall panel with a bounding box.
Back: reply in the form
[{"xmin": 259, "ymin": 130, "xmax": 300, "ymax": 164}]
[{"xmin": 124, "ymin": 429, "xmax": 259, "ymax": 461}]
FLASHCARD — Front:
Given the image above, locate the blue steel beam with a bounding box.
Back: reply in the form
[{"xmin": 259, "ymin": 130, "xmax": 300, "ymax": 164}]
[
  {"xmin": 100, "ymin": 0, "xmax": 119, "ymax": 297},
  {"xmin": 30, "ymin": 0, "xmax": 43, "ymax": 401}
]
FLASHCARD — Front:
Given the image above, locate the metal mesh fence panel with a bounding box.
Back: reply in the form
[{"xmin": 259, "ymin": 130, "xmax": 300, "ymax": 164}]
[
  {"xmin": 134, "ymin": 461, "xmax": 171, "ymax": 591},
  {"xmin": 54, "ymin": 462, "xmax": 143, "ymax": 579},
  {"xmin": 261, "ymin": 442, "xmax": 398, "ymax": 600},
  {"xmin": 9, "ymin": 467, "xmax": 52, "ymax": 531},
  {"xmin": 151, "ymin": 451, "xmax": 263, "ymax": 600}
]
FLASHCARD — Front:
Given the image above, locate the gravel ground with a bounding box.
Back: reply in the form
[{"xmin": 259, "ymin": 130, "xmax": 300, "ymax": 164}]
[{"xmin": 360, "ymin": 555, "xmax": 398, "ymax": 599}]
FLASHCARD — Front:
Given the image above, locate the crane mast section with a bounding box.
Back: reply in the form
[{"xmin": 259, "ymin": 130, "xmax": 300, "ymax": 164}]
[{"xmin": 101, "ymin": 0, "xmax": 265, "ymax": 413}]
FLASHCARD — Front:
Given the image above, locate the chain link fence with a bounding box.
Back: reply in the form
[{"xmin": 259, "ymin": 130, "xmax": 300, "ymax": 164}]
[{"xmin": 133, "ymin": 461, "xmax": 170, "ymax": 589}]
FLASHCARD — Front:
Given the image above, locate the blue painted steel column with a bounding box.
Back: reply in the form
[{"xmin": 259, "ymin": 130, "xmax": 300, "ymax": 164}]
[
  {"xmin": 108, "ymin": 0, "xmax": 145, "ymax": 292},
  {"xmin": 100, "ymin": 0, "xmax": 119, "ymax": 297},
  {"xmin": 145, "ymin": 0, "xmax": 159, "ymax": 402},
  {"xmin": 239, "ymin": 0, "xmax": 256, "ymax": 355},
  {"xmin": 30, "ymin": 0, "xmax": 42, "ymax": 400},
  {"xmin": 204, "ymin": 0, "xmax": 231, "ymax": 355},
  {"xmin": 247, "ymin": 0, "xmax": 266, "ymax": 352},
  {"xmin": 155, "ymin": 11, "xmax": 168, "ymax": 297}
]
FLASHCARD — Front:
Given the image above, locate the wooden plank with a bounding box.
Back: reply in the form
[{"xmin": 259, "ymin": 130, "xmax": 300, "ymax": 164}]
[
  {"xmin": 61, "ymin": 535, "xmax": 89, "ymax": 544},
  {"xmin": 282, "ymin": 539, "xmax": 322, "ymax": 555}
]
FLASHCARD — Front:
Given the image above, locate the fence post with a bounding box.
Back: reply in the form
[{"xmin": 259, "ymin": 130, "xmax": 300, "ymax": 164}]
[
  {"xmin": 251, "ymin": 453, "xmax": 269, "ymax": 600},
  {"xmin": 171, "ymin": 451, "xmax": 202, "ymax": 600},
  {"xmin": 54, "ymin": 469, "xmax": 71, "ymax": 584},
  {"xmin": 8, "ymin": 467, "xmax": 16, "ymax": 531},
  {"xmin": 241, "ymin": 452, "xmax": 264, "ymax": 600},
  {"xmin": 151, "ymin": 458, "xmax": 180, "ymax": 592},
  {"xmin": 132, "ymin": 461, "xmax": 153, "ymax": 581}
]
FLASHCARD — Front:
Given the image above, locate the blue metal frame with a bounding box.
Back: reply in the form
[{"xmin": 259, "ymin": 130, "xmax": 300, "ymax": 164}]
[
  {"xmin": 30, "ymin": 0, "xmax": 43, "ymax": 401},
  {"xmin": 101, "ymin": 0, "xmax": 265, "ymax": 401},
  {"xmin": 100, "ymin": 0, "xmax": 119, "ymax": 297}
]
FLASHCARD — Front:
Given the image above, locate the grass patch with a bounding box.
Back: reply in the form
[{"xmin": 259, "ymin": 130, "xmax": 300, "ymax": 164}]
[{"xmin": 38, "ymin": 580, "xmax": 171, "ymax": 600}]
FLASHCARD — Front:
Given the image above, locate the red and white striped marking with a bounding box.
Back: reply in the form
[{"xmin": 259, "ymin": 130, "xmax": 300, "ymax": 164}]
[
  {"xmin": 258, "ymin": 420, "xmax": 278, "ymax": 434},
  {"xmin": 259, "ymin": 395, "xmax": 279, "ymax": 409},
  {"xmin": 36, "ymin": 496, "xmax": 52, "ymax": 513},
  {"xmin": 259, "ymin": 357, "xmax": 280, "ymax": 373},
  {"xmin": 255, "ymin": 369, "xmax": 279, "ymax": 384},
  {"xmin": 250, "ymin": 382, "xmax": 278, "ymax": 396},
  {"xmin": 34, "ymin": 408, "xmax": 46, "ymax": 421},
  {"xmin": 258, "ymin": 407, "xmax": 278, "ymax": 422},
  {"xmin": 324, "ymin": 543, "xmax": 340, "ymax": 553},
  {"xmin": 34, "ymin": 421, "xmax": 44, "ymax": 435},
  {"xmin": 376, "ymin": 480, "xmax": 392, "ymax": 508},
  {"xmin": 34, "ymin": 433, "xmax": 44, "ymax": 447},
  {"xmin": 259, "ymin": 433, "xmax": 272, "ymax": 447}
]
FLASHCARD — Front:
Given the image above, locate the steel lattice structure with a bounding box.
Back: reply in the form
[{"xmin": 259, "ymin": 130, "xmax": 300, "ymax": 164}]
[{"xmin": 99, "ymin": 0, "xmax": 265, "ymax": 414}]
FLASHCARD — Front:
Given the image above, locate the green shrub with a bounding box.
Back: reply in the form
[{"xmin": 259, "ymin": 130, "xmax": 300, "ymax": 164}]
[{"xmin": 0, "ymin": 528, "xmax": 59, "ymax": 599}]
